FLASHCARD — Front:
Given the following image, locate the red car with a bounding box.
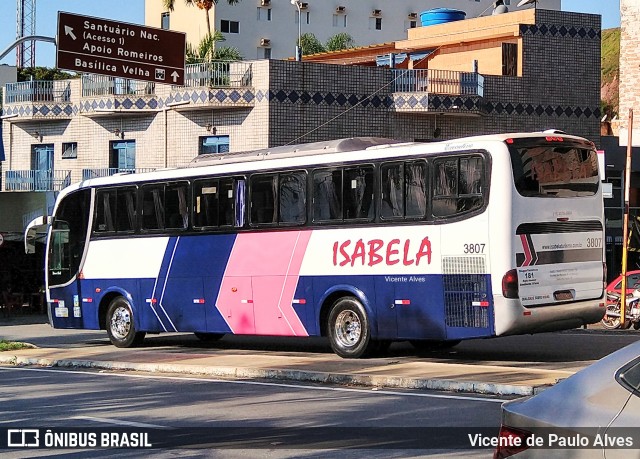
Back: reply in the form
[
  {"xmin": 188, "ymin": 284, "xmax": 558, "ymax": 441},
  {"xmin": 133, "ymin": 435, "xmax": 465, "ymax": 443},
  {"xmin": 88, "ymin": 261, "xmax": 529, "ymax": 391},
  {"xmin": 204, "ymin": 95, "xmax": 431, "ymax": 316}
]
[{"xmin": 606, "ymin": 270, "xmax": 640, "ymax": 299}]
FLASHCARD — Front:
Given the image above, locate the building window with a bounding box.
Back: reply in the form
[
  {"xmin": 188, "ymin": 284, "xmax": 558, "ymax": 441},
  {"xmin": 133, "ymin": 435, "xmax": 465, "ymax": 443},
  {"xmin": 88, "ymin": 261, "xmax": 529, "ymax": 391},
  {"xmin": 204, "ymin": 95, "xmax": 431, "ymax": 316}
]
[
  {"xmin": 502, "ymin": 43, "xmax": 517, "ymax": 76},
  {"xmin": 62, "ymin": 142, "xmax": 77, "ymax": 159},
  {"xmin": 221, "ymin": 20, "xmax": 240, "ymax": 34},
  {"xmin": 369, "ymin": 17, "xmax": 382, "ymax": 30},
  {"xmin": 376, "ymin": 17, "xmax": 382, "ymax": 30},
  {"xmin": 257, "ymin": 8, "xmax": 272, "ymax": 21},
  {"xmin": 161, "ymin": 12, "xmax": 170, "ymax": 30},
  {"xmin": 110, "ymin": 140, "xmax": 136, "ymax": 172},
  {"xmin": 332, "ymin": 14, "xmax": 347, "ymax": 28},
  {"xmin": 261, "ymin": 47, "xmax": 272, "ymax": 59},
  {"xmin": 199, "ymin": 135, "xmax": 230, "ymax": 154}
]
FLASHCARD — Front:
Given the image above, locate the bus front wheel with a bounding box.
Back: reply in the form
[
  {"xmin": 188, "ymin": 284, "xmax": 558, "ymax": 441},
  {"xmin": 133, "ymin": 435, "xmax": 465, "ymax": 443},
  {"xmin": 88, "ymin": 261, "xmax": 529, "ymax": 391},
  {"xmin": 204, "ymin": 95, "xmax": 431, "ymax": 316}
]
[
  {"xmin": 106, "ymin": 297, "xmax": 145, "ymax": 348},
  {"xmin": 327, "ymin": 297, "xmax": 373, "ymax": 358}
]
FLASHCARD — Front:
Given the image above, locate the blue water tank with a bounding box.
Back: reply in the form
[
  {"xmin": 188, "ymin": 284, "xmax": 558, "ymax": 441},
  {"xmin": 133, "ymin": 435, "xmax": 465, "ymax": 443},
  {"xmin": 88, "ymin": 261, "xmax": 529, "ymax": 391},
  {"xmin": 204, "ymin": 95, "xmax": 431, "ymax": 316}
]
[{"xmin": 419, "ymin": 8, "xmax": 466, "ymax": 27}]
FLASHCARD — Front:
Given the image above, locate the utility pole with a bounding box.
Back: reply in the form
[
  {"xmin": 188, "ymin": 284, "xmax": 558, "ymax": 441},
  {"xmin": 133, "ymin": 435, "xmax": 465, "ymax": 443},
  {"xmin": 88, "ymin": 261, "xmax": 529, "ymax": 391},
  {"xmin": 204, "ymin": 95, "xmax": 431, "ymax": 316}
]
[{"xmin": 621, "ymin": 108, "xmax": 634, "ymax": 327}]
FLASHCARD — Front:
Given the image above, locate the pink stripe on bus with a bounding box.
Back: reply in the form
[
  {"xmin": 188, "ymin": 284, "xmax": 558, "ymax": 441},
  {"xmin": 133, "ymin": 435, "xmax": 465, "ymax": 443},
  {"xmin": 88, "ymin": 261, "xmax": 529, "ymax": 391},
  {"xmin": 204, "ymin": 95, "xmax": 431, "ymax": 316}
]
[{"xmin": 215, "ymin": 231, "xmax": 312, "ymax": 336}]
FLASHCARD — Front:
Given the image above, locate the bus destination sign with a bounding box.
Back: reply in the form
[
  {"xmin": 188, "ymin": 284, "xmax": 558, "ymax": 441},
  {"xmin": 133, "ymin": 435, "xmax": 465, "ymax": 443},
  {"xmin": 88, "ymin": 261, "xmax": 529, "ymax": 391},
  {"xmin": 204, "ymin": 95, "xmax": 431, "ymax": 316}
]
[{"xmin": 56, "ymin": 11, "xmax": 186, "ymax": 86}]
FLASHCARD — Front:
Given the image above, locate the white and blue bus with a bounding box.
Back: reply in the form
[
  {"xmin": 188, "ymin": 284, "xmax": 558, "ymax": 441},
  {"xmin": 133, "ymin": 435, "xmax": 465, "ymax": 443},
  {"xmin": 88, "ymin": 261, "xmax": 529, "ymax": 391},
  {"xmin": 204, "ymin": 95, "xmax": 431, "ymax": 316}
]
[{"xmin": 42, "ymin": 132, "xmax": 606, "ymax": 358}]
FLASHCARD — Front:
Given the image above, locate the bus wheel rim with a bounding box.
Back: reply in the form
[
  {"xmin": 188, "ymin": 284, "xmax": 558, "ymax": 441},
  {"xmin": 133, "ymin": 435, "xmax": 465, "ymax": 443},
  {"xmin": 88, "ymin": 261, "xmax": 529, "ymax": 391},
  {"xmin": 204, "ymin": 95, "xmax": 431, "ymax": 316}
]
[
  {"xmin": 334, "ymin": 310, "xmax": 361, "ymax": 347},
  {"xmin": 111, "ymin": 306, "xmax": 131, "ymax": 340}
]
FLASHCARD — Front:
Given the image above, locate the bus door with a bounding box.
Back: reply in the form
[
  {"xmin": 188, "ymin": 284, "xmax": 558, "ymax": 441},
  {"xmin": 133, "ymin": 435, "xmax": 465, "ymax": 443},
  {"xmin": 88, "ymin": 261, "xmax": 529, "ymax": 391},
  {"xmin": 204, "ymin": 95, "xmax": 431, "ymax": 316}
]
[{"xmin": 47, "ymin": 189, "xmax": 91, "ymax": 328}]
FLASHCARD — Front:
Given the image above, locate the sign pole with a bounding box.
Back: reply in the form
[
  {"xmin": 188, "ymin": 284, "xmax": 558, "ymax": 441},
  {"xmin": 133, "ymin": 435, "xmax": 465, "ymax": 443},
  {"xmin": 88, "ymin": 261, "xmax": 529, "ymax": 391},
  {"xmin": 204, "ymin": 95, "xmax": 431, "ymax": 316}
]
[{"xmin": 621, "ymin": 108, "xmax": 634, "ymax": 327}]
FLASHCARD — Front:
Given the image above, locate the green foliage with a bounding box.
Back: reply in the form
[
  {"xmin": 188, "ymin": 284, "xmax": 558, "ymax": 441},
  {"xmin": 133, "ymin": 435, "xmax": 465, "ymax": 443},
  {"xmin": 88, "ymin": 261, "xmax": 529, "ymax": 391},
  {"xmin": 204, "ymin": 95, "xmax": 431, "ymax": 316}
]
[
  {"xmin": 186, "ymin": 32, "xmax": 242, "ymax": 64},
  {"xmin": 298, "ymin": 33, "xmax": 357, "ymax": 56},
  {"xmin": 18, "ymin": 67, "xmax": 76, "ymax": 82},
  {"xmin": 601, "ymin": 28, "xmax": 620, "ymax": 84},
  {"xmin": 299, "ymin": 33, "xmax": 326, "ymax": 56},
  {"xmin": 325, "ymin": 33, "xmax": 355, "ymax": 52},
  {"xmin": 0, "ymin": 340, "xmax": 31, "ymax": 351}
]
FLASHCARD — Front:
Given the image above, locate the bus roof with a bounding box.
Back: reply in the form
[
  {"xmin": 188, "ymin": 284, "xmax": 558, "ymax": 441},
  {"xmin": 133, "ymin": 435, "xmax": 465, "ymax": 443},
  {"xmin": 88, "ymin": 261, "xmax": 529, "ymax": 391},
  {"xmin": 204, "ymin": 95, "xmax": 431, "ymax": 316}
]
[
  {"xmin": 71, "ymin": 131, "xmax": 592, "ymax": 193},
  {"xmin": 188, "ymin": 137, "xmax": 410, "ymax": 168}
]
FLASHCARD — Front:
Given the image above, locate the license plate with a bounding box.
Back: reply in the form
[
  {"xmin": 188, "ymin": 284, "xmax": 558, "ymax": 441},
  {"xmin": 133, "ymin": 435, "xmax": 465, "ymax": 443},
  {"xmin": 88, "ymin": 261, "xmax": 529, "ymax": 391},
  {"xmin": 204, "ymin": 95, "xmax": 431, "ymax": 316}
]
[{"xmin": 554, "ymin": 291, "xmax": 573, "ymax": 301}]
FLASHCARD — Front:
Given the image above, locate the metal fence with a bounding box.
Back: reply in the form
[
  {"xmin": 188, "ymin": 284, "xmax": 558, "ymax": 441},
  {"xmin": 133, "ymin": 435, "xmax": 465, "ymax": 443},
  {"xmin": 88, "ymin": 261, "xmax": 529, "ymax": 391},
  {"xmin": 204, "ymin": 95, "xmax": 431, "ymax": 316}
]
[
  {"xmin": 4, "ymin": 80, "xmax": 72, "ymax": 104},
  {"xmin": 392, "ymin": 69, "xmax": 484, "ymax": 97},
  {"xmin": 81, "ymin": 75, "xmax": 156, "ymax": 98},
  {"xmin": 5, "ymin": 170, "xmax": 71, "ymax": 191},
  {"xmin": 82, "ymin": 168, "xmax": 157, "ymax": 181},
  {"xmin": 183, "ymin": 61, "xmax": 253, "ymax": 88}
]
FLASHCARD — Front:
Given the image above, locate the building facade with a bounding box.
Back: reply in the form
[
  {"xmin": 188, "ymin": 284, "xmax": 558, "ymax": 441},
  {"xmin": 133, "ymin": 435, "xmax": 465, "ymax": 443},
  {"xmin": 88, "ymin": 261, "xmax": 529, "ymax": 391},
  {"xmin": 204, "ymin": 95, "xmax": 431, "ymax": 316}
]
[
  {"xmin": 144, "ymin": 0, "xmax": 561, "ymax": 60},
  {"xmin": 0, "ymin": 8, "xmax": 600, "ymax": 241}
]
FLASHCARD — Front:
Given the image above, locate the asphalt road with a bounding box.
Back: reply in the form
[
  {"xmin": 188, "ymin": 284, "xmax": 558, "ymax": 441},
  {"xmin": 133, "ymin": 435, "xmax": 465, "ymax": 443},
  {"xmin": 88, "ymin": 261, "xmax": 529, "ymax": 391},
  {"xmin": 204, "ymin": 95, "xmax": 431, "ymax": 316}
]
[{"xmin": 0, "ymin": 365, "xmax": 502, "ymax": 458}]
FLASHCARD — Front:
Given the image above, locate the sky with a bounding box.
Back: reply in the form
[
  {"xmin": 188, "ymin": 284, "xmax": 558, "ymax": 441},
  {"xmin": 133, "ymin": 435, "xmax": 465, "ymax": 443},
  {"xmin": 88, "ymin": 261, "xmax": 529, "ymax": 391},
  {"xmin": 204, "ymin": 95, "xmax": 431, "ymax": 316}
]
[{"xmin": 0, "ymin": 0, "xmax": 622, "ymax": 68}]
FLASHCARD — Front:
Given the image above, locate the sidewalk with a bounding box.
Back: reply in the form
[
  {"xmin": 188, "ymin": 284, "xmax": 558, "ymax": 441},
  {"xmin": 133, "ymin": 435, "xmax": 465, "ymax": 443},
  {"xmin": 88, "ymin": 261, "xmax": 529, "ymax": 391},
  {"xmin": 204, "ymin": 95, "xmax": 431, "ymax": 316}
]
[{"xmin": 0, "ymin": 314, "xmax": 577, "ymax": 397}]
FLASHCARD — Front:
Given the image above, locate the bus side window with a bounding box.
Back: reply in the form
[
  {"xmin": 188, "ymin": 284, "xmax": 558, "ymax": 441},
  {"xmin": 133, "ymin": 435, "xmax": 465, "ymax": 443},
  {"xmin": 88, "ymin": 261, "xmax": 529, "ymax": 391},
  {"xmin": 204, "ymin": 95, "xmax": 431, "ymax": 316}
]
[
  {"xmin": 433, "ymin": 159, "xmax": 459, "ymax": 217},
  {"xmin": 165, "ymin": 182, "xmax": 189, "ymax": 230},
  {"xmin": 194, "ymin": 179, "xmax": 219, "ymax": 228},
  {"xmin": 116, "ymin": 187, "xmax": 137, "ymax": 232},
  {"xmin": 405, "ymin": 161, "xmax": 427, "ymax": 218},
  {"xmin": 279, "ymin": 171, "xmax": 307, "ymax": 225},
  {"xmin": 344, "ymin": 166, "xmax": 374, "ymax": 220},
  {"xmin": 219, "ymin": 178, "xmax": 235, "ymax": 227},
  {"xmin": 250, "ymin": 174, "xmax": 277, "ymax": 225},
  {"xmin": 94, "ymin": 189, "xmax": 116, "ymax": 233},
  {"xmin": 313, "ymin": 169, "xmax": 342, "ymax": 222},
  {"xmin": 432, "ymin": 156, "xmax": 484, "ymax": 218},
  {"xmin": 142, "ymin": 185, "xmax": 165, "ymax": 230},
  {"xmin": 381, "ymin": 163, "xmax": 404, "ymax": 219}
]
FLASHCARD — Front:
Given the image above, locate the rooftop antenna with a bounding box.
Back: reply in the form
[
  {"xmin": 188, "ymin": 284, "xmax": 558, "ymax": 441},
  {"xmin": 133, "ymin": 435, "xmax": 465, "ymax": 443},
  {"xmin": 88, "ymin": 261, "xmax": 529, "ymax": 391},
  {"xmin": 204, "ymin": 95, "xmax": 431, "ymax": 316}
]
[{"xmin": 516, "ymin": 0, "xmax": 538, "ymax": 9}]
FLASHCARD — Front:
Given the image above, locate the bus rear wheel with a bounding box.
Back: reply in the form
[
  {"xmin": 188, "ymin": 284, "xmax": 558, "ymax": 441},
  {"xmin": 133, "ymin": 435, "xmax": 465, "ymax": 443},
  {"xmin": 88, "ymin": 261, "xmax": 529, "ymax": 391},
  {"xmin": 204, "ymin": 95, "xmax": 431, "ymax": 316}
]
[
  {"xmin": 327, "ymin": 296, "xmax": 373, "ymax": 358},
  {"xmin": 106, "ymin": 296, "xmax": 145, "ymax": 348}
]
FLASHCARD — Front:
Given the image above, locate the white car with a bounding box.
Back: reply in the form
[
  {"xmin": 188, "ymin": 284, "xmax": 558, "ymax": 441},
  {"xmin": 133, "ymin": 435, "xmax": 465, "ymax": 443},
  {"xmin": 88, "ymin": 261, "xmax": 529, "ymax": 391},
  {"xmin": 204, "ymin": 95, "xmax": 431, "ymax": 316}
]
[{"xmin": 495, "ymin": 340, "xmax": 640, "ymax": 458}]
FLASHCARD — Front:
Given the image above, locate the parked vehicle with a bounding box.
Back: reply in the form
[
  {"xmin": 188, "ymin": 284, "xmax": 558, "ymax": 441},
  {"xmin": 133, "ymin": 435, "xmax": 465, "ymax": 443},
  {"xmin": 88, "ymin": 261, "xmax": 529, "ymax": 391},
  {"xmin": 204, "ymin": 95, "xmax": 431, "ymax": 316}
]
[
  {"xmin": 603, "ymin": 270, "xmax": 640, "ymax": 329},
  {"xmin": 495, "ymin": 340, "xmax": 640, "ymax": 458}
]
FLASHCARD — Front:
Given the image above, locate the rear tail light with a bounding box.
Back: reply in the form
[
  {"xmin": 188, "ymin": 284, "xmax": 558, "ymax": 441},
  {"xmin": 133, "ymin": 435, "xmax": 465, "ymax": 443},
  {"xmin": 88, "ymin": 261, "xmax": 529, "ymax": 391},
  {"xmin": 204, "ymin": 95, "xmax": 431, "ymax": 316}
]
[
  {"xmin": 502, "ymin": 269, "xmax": 519, "ymax": 299},
  {"xmin": 493, "ymin": 425, "xmax": 532, "ymax": 459},
  {"xmin": 603, "ymin": 262, "xmax": 607, "ymax": 289}
]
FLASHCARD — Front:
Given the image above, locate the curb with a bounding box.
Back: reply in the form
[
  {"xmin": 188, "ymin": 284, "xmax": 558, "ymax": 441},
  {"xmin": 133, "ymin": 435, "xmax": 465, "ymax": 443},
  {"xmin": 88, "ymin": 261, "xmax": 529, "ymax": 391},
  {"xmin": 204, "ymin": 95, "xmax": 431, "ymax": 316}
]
[{"xmin": 0, "ymin": 355, "xmax": 542, "ymax": 397}]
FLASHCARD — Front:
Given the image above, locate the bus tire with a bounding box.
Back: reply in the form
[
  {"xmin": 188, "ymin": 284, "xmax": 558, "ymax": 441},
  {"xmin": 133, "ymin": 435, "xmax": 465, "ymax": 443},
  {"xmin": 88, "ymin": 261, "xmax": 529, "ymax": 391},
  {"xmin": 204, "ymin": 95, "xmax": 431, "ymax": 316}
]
[
  {"xmin": 327, "ymin": 296, "xmax": 373, "ymax": 358},
  {"xmin": 106, "ymin": 296, "xmax": 145, "ymax": 348},
  {"xmin": 194, "ymin": 332, "xmax": 225, "ymax": 342}
]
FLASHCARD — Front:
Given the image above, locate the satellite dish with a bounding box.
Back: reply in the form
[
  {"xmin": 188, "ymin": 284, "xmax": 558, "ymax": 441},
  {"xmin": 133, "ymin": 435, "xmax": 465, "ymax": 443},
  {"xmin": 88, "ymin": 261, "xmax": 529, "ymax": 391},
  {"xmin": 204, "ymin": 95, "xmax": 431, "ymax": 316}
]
[{"xmin": 517, "ymin": 0, "xmax": 537, "ymax": 7}]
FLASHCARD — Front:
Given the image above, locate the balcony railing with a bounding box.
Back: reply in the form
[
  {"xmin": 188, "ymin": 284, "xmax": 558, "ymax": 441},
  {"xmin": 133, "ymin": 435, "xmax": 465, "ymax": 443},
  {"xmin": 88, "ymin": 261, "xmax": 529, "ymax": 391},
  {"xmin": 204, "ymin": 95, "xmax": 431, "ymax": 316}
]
[
  {"xmin": 82, "ymin": 75, "xmax": 156, "ymax": 98},
  {"xmin": 3, "ymin": 80, "xmax": 72, "ymax": 104},
  {"xmin": 5, "ymin": 170, "xmax": 71, "ymax": 191},
  {"xmin": 183, "ymin": 61, "xmax": 253, "ymax": 88},
  {"xmin": 82, "ymin": 168, "xmax": 157, "ymax": 181},
  {"xmin": 392, "ymin": 69, "xmax": 484, "ymax": 97}
]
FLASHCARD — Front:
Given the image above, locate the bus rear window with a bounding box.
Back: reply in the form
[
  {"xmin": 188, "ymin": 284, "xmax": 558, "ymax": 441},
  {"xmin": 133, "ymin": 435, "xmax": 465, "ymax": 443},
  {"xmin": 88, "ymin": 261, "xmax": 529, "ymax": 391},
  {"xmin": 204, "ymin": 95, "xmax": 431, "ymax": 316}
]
[{"xmin": 508, "ymin": 139, "xmax": 599, "ymax": 197}]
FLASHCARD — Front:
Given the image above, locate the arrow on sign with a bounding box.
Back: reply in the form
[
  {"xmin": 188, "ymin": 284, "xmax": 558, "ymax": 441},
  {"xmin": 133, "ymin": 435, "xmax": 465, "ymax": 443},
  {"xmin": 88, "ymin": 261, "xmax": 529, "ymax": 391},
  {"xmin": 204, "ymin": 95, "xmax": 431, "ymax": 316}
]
[
  {"xmin": 171, "ymin": 71, "xmax": 180, "ymax": 82},
  {"xmin": 64, "ymin": 25, "xmax": 77, "ymax": 40}
]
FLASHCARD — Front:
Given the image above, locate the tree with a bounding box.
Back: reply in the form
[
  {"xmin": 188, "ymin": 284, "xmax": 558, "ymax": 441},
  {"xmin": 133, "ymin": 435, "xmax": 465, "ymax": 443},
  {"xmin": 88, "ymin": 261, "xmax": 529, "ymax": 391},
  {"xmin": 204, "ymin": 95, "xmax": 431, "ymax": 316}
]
[
  {"xmin": 18, "ymin": 67, "xmax": 76, "ymax": 82},
  {"xmin": 162, "ymin": 0, "xmax": 242, "ymax": 35},
  {"xmin": 186, "ymin": 32, "xmax": 242, "ymax": 64},
  {"xmin": 325, "ymin": 33, "xmax": 355, "ymax": 52},
  {"xmin": 299, "ymin": 33, "xmax": 325, "ymax": 56}
]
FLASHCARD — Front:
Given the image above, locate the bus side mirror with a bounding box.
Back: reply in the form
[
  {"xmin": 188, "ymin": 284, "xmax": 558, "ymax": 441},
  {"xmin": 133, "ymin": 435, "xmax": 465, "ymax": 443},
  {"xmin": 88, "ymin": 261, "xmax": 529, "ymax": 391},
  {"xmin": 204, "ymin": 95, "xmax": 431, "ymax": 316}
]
[{"xmin": 24, "ymin": 215, "xmax": 51, "ymax": 254}]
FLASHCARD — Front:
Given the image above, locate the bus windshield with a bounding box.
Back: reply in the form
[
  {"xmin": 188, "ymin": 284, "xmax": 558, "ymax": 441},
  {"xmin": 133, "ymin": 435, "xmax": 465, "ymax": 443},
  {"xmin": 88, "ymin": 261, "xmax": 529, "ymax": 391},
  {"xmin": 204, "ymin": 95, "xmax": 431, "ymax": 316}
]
[{"xmin": 508, "ymin": 138, "xmax": 599, "ymax": 198}]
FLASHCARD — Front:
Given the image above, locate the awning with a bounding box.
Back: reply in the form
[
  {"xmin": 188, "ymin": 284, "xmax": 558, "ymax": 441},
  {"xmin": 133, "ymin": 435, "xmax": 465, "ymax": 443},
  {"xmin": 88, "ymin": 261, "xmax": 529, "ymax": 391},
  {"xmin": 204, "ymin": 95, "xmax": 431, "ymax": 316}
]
[{"xmin": 376, "ymin": 50, "xmax": 435, "ymax": 67}]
